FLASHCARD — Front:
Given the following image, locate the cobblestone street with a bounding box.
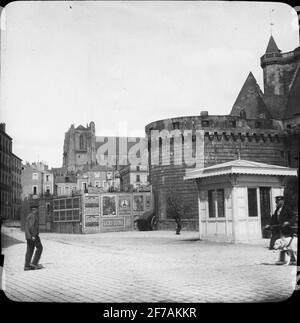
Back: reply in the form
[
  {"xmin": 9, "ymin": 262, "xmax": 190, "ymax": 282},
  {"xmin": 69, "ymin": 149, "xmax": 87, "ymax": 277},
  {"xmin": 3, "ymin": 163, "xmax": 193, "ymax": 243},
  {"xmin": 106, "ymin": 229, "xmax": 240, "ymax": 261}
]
[{"xmin": 1, "ymin": 226, "xmax": 297, "ymax": 303}]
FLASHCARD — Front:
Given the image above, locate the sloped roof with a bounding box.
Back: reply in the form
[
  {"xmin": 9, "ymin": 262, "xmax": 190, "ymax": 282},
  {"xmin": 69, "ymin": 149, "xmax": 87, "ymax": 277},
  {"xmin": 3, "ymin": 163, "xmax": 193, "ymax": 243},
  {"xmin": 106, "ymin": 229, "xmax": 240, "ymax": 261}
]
[
  {"xmin": 184, "ymin": 159, "xmax": 298, "ymax": 180},
  {"xmin": 284, "ymin": 64, "xmax": 300, "ymax": 119},
  {"xmin": 75, "ymin": 125, "xmax": 87, "ymax": 130},
  {"xmin": 265, "ymin": 35, "xmax": 281, "ymax": 54},
  {"xmin": 230, "ymin": 72, "xmax": 272, "ymax": 119}
]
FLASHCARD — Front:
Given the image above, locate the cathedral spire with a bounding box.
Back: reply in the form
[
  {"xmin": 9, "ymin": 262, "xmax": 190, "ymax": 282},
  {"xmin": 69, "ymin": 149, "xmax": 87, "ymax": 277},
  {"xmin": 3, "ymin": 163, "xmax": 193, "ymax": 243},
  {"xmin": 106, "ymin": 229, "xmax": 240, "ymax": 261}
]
[{"xmin": 265, "ymin": 35, "xmax": 281, "ymax": 54}]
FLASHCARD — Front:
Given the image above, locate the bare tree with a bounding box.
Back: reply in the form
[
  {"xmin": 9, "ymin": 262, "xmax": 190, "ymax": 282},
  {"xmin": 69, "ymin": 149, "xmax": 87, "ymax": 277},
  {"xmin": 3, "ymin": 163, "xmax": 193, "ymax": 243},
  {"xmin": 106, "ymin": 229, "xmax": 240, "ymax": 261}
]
[{"xmin": 167, "ymin": 189, "xmax": 191, "ymax": 234}]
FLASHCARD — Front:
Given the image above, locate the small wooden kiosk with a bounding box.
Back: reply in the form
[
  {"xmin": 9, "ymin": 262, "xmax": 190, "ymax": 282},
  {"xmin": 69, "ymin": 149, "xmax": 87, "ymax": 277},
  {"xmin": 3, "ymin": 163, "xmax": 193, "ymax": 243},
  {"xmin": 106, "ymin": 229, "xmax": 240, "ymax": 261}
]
[{"xmin": 184, "ymin": 159, "xmax": 297, "ymax": 242}]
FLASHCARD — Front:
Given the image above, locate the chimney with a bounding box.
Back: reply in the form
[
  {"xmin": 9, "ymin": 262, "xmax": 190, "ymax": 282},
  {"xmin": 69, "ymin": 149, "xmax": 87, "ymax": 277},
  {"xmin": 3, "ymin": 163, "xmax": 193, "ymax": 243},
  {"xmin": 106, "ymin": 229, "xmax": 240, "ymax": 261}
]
[
  {"xmin": 0, "ymin": 123, "xmax": 6, "ymax": 132},
  {"xmin": 200, "ymin": 111, "xmax": 209, "ymax": 117}
]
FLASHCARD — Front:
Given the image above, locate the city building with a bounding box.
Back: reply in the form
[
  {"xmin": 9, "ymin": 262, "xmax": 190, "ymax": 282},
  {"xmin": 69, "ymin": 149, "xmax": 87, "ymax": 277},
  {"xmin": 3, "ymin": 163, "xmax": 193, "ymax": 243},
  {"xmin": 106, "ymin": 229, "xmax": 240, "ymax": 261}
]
[
  {"xmin": 77, "ymin": 165, "xmax": 120, "ymax": 193},
  {"xmin": 0, "ymin": 123, "xmax": 22, "ymax": 220},
  {"xmin": 145, "ymin": 35, "xmax": 300, "ymax": 230},
  {"xmin": 119, "ymin": 165, "xmax": 150, "ymax": 192},
  {"xmin": 11, "ymin": 153, "xmax": 22, "ymax": 220},
  {"xmin": 54, "ymin": 174, "xmax": 78, "ymax": 197},
  {"xmin": 21, "ymin": 162, "xmax": 54, "ymax": 199}
]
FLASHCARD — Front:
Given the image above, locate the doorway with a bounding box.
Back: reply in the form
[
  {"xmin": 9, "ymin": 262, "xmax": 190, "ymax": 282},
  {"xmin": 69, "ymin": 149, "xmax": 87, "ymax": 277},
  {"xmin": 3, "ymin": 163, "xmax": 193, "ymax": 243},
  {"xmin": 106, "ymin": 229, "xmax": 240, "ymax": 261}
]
[{"xmin": 259, "ymin": 187, "xmax": 271, "ymax": 238}]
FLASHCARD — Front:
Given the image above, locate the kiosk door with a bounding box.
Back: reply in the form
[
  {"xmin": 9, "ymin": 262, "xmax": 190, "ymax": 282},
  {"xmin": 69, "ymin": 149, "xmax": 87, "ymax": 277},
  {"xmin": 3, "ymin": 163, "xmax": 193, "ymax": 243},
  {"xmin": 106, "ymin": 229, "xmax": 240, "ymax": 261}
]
[{"xmin": 259, "ymin": 187, "xmax": 271, "ymax": 238}]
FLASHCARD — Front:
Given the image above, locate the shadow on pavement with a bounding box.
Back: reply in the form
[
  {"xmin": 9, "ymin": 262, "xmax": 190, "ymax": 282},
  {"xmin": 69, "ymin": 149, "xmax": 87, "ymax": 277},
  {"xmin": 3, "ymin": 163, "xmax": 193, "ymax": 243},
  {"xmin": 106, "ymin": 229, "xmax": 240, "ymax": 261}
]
[
  {"xmin": 1, "ymin": 232, "xmax": 25, "ymax": 249},
  {"xmin": 180, "ymin": 238, "xmax": 201, "ymax": 242}
]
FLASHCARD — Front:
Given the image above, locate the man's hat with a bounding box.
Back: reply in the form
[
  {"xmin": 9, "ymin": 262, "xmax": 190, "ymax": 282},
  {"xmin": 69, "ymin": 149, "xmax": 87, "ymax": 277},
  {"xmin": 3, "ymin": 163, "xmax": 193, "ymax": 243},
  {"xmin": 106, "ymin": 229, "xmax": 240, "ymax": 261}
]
[{"xmin": 275, "ymin": 195, "xmax": 284, "ymax": 201}]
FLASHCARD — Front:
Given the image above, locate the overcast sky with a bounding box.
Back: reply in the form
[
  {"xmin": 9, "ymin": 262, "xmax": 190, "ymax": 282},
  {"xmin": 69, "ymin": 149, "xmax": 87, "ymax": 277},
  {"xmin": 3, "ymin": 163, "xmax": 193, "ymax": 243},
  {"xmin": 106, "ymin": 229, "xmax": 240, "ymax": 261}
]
[{"xmin": 0, "ymin": 1, "xmax": 299, "ymax": 167}]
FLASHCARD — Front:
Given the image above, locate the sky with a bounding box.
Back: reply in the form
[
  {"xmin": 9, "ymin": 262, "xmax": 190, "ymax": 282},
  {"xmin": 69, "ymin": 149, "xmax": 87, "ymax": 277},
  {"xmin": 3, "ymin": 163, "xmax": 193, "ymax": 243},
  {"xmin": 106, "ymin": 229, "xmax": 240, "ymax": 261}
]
[{"xmin": 0, "ymin": 1, "xmax": 299, "ymax": 167}]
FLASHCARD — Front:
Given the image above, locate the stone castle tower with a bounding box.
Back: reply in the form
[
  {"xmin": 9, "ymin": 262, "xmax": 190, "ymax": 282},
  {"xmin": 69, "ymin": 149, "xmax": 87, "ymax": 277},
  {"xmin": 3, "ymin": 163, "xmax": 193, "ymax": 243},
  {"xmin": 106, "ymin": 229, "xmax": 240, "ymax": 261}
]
[
  {"xmin": 260, "ymin": 35, "xmax": 300, "ymax": 119},
  {"xmin": 63, "ymin": 122, "xmax": 96, "ymax": 172}
]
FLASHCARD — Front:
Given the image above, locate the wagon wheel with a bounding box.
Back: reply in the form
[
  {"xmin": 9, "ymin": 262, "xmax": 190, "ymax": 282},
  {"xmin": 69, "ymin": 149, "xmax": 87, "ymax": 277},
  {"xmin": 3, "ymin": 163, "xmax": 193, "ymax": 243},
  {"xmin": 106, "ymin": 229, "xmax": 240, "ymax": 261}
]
[{"xmin": 150, "ymin": 216, "xmax": 159, "ymax": 231}]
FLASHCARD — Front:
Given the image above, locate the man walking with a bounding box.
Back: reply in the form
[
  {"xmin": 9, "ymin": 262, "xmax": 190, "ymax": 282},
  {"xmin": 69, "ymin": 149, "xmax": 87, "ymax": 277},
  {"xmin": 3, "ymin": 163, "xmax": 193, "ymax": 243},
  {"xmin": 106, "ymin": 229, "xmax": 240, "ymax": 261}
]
[{"xmin": 24, "ymin": 206, "xmax": 44, "ymax": 271}]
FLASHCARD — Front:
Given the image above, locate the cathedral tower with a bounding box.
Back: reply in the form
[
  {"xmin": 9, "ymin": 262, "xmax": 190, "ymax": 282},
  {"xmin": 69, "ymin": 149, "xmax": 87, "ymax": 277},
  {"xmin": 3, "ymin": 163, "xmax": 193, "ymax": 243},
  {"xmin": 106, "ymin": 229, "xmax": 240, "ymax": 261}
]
[{"xmin": 62, "ymin": 122, "xmax": 97, "ymax": 172}]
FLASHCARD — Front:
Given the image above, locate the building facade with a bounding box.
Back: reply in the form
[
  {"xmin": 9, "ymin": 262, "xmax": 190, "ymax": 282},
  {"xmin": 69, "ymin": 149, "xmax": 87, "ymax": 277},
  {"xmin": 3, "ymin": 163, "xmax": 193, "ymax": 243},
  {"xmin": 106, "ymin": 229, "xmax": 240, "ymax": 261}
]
[
  {"xmin": 77, "ymin": 165, "xmax": 120, "ymax": 193},
  {"xmin": 21, "ymin": 162, "xmax": 54, "ymax": 199},
  {"xmin": 119, "ymin": 165, "xmax": 150, "ymax": 192},
  {"xmin": 54, "ymin": 174, "xmax": 78, "ymax": 197},
  {"xmin": 145, "ymin": 36, "xmax": 300, "ymax": 230},
  {"xmin": 11, "ymin": 153, "xmax": 22, "ymax": 220},
  {"xmin": 0, "ymin": 123, "xmax": 22, "ymax": 220}
]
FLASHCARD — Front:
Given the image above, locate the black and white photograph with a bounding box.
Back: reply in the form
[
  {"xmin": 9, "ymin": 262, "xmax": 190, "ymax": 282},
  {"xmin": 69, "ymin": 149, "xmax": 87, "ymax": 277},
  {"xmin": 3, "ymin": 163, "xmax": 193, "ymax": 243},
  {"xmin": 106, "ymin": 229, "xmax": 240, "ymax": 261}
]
[{"xmin": 0, "ymin": 0, "xmax": 299, "ymax": 309}]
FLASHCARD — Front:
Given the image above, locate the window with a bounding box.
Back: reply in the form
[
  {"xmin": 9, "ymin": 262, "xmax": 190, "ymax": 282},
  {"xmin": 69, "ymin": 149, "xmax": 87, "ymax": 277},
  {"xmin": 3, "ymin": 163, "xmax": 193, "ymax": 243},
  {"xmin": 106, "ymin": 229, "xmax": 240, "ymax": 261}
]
[
  {"xmin": 201, "ymin": 120, "xmax": 210, "ymax": 127},
  {"xmin": 106, "ymin": 172, "xmax": 112, "ymax": 180},
  {"xmin": 173, "ymin": 122, "xmax": 180, "ymax": 129},
  {"xmin": 147, "ymin": 175, "xmax": 150, "ymax": 183},
  {"xmin": 208, "ymin": 190, "xmax": 216, "ymax": 218},
  {"xmin": 46, "ymin": 175, "xmax": 50, "ymax": 182},
  {"xmin": 136, "ymin": 166, "xmax": 140, "ymax": 171},
  {"xmin": 103, "ymin": 181, "xmax": 108, "ymax": 190},
  {"xmin": 65, "ymin": 186, "xmax": 70, "ymax": 195},
  {"xmin": 32, "ymin": 186, "xmax": 38, "ymax": 195},
  {"xmin": 58, "ymin": 187, "xmax": 62, "ymax": 195},
  {"xmin": 32, "ymin": 173, "xmax": 38, "ymax": 180},
  {"xmin": 255, "ymin": 121, "xmax": 262, "ymax": 129},
  {"xmin": 136, "ymin": 175, "xmax": 140, "ymax": 183},
  {"xmin": 79, "ymin": 135, "xmax": 84, "ymax": 150},
  {"xmin": 286, "ymin": 151, "xmax": 291, "ymax": 166},
  {"xmin": 229, "ymin": 120, "xmax": 236, "ymax": 128},
  {"xmin": 216, "ymin": 189, "xmax": 225, "ymax": 217},
  {"xmin": 45, "ymin": 186, "xmax": 50, "ymax": 194},
  {"xmin": 208, "ymin": 189, "xmax": 225, "ymax": 218},
  {"xmin": 53, "ymin": 197, "xmax": 80, "ymax": 222},
  {"xmin": 248, "ymin": 188, "xmax": 258, "ymax": 217}
]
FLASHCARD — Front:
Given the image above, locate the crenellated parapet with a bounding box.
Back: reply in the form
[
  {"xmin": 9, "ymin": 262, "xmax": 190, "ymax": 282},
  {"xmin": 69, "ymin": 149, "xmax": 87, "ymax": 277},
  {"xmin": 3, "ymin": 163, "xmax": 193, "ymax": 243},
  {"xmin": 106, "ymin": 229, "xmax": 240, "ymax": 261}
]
[
  {"xmin": 260, "ymin": 46, "xmax": 300, "ymax": 68},
  {"xmin": 203, "ymin": 130, "xmax": 282, "ymax": 143},
  {"xmin": 145, "ymin": 114, "xmax": 277, "ymax": 136}
]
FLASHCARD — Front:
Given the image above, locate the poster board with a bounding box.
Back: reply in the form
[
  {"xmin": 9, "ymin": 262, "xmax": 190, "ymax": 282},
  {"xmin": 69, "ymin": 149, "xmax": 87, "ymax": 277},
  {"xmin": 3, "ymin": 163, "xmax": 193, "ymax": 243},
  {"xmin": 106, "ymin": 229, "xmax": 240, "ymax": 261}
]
[{"xmin": 83, "ymin": 195, "xmax": 100, "ymax": 229}]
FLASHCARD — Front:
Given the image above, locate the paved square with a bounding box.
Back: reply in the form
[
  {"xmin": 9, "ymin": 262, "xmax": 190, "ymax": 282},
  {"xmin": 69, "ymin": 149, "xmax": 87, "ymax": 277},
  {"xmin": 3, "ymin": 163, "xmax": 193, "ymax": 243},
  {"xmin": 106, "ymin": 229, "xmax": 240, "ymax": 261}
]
[{"xmin": 1, "ymin": 226, "xmax": 297, "ymax": 303}]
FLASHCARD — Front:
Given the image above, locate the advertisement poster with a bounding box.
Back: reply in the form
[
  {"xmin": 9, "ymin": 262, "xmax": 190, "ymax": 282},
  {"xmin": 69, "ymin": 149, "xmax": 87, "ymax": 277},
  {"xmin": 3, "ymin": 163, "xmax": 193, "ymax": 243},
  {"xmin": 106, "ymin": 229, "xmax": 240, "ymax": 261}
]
[
  {"xmin": 102, "ymin": 195, "xmax": 117, "ymax": 216},
  {"xmin": 118, "ymin": 195, "xmax": 131, "ymax": 215},
  {"xmin": 133, "ymin": 195, "xmax": 144, "ymax": 213},
  {"xmin": 145, "ymin": 195, "xmax": 151, "ymax": 210},
  {"xmin": 84, "ymin": 195, "xmax": 100, "ymax": 209},
  {"xmin": 85, "ymin": 215, "xmax": 99, "ymax": 227}
]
